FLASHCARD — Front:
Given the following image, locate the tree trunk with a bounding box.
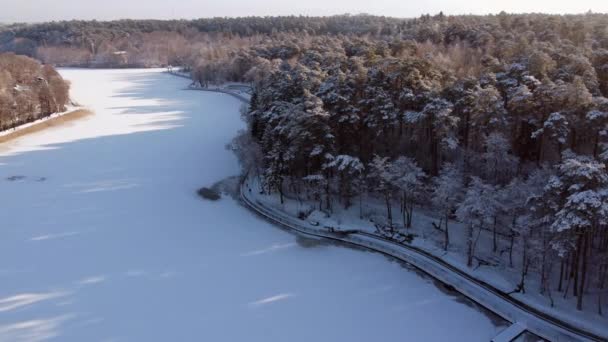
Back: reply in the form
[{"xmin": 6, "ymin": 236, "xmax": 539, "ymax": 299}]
[
  {"xmin": 599, "ymin": 264, "xmax": 607, "ymax": 316},
  {"xmin": 518, "ymin": 236, "xmax": 527, "ymax": 294},
  {"xmin": 570, "ymin": 128, "xmax": 577, "ymax": 152},
  {"xmin": 279, "ymin": 179, "xmax": 284, "ymax": 204},
  {"xmin": 359, "ymin": 192, "xmax": 363, "ymax": 220},
  {"xmin": 325, "ymin": 179, "xmax": 331, "ymax": 212},
  {"xmin": 509, "ymin": 215, "xmax": 517, "ymax": 267},
  {"xmin": 406, "ymin": 202, "xmax": 413, "ymax": 228},
  {"xmin": 431, "ymin": 138, "xmax": 439, "ymax": 176},
  {"xmin": 573, "ymin": 233, "xmax": 583, "ymax": 298},
  {"xmin": 540, "ymin": 226, "xmax": 548, "ymax": 294},
  {"xmin": 563, "ymin": 245, "xmax": 573, "ymax": 300},
  {"xmin": 385, "ymin": 194, "xmax": 392, "ymax": 229},
  {"xmin": 563, "ymin": 266, "xmax": 572, "ymax": 299},
  {"xmin": 444, "ymin": 211, "xmax": 450, "ymax": 251},
  {"xmin": 558, "ymin": 258, "xmax": 565, "ymax": 292},
  {"xmin": 402, "ymin": 191, "xmax": 407, "ymax": 230},
  {"xmin": 492, "ymin": 216, "xmax": 498, "ymax": 253},
  {"xmin": 577, "ymin": 232, "xmax": 589, "ymax": 311},
  {"xmin": 599, "ymin": 290, "xmax": 603, "ymax": 316},
  {"xmin": 547, "ymin": 284, "xmax": 555, "ymax": 308},
  {"xmin": 537, "ymin": 133, "xmax": 544, "ymax": 166},
  {"xmin": 466, "ymin": 223, "xmax": 474, "ymax": 267}
]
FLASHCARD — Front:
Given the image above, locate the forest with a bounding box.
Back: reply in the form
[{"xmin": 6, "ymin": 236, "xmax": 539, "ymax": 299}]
[
  {"xmin": 2, "ymin": 12, "xmax": 607, "ymax": 316},
  {"xmin": 0, "ymin": 16, "xmax": 403, "ymax": 67},
  {"xmin": 227, "ymin": 13, "xmax": 608, "ymax": 315},
  {"xmin": 0, "ymin": 53, "xmax": 70, "ymax": 131}
]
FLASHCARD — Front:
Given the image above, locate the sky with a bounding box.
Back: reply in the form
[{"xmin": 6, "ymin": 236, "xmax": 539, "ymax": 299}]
[{"xmin": 0, "ymin": 0, "xmax": 607, "ymax": 23}]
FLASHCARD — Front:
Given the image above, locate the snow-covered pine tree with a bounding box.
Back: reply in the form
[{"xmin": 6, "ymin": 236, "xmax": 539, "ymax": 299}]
[
  {"xmin": 431, "ymin": 163, "xmax": 464, "ymax": 250},
  {"xmin": 389, "ymin": 156, "xmax": 426, "ymax": 229},
  {"xmin": 456, "ymin": 177, "xmax": 501, "ymax": 267}
]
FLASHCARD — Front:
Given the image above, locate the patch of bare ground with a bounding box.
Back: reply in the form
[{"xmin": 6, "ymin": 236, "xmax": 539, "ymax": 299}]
[{"xmin": 0, "ymin": 109, "xmax": 93, "ymax": 144}]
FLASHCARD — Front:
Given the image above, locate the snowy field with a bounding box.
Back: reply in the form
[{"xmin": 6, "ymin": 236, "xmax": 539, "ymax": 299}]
[{"xmin": 0, "ymin": 69, "xmax": 506, "ymax": 341}]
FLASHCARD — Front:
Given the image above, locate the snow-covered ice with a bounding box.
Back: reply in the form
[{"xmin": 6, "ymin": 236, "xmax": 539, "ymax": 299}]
[{"xmin": 0, "ymin": 69, "xmax": 507, "ymax": 341}]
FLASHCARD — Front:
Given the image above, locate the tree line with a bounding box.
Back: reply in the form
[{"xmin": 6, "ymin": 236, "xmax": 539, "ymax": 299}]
[
  {"xmin": 0, "ymin": 53, "xmax": 70, "ymax": 131},
  {"xmin": 0, "ymin": 15, "xmax": 405, "ymax": 67}
]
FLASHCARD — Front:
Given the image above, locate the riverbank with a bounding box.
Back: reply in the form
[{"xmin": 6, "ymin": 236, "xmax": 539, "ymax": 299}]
[
  {"xmin": 165, "ymin": 70, "xmax": 252, "ymax": 102},
  {"xmin": 0, "ymin": 108, "xmax": 91, "ymax": 144}
]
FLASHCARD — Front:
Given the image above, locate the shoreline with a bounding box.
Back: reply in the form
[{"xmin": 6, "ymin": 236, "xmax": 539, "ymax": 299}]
[
  {"xmin": 239, "ymin": 180, "xmax": 605, "ymax": 341},
  {"xmin": 0, "ymin": 108, "xmax": 92, "ymax": 144}
]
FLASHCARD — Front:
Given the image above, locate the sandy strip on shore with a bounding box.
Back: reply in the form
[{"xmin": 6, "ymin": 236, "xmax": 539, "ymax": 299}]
[{"xmin": 0, "ymin": 109, "xmax": 93, "ymax": 144}]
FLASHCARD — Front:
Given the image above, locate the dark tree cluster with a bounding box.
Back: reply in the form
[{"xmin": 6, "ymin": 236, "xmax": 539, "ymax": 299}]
[
  {"xmin": 227, "ymin": 13, "xmax": 608, "ymax": 314},
  {"xmin": 0, "ymin": 53, "xmax": 70, "ymax": 131}
]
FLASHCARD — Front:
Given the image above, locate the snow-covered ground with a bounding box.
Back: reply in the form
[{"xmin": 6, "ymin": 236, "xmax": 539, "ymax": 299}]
[
  {"xmin": 167, "ymin": 69, "xmax": 252, "ymax": 102},
  {"xmin": 0, "ymin": 69, "xmax": 507, "ymax": 341}
]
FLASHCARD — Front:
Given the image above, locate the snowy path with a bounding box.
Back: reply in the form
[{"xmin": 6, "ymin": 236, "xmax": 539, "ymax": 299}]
[
  {"xmin": 491, "ymin": 323, "xmax": 527, "ymax": 342},
  {"xmin": 1, "ymin": 69, "xmax": 506, "ymax": 341}
]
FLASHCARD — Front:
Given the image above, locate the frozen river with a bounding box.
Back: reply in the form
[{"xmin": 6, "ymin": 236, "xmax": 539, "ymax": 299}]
[{"xmin": 0, "ymin": 69, "xmax": 506, "ymax": 341}]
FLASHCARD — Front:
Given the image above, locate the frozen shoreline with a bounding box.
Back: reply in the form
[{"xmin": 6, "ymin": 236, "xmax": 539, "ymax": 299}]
[
  {"xmin": 0, "ymin": 106, "xmax": 84, "ymax": 138},
  {"xmin": 240, "ymin": 178, "xmax": 605, "ymax": 341}
]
